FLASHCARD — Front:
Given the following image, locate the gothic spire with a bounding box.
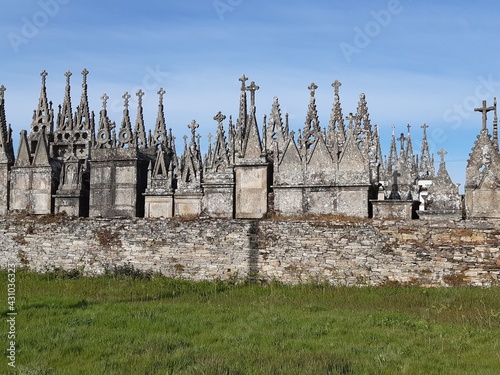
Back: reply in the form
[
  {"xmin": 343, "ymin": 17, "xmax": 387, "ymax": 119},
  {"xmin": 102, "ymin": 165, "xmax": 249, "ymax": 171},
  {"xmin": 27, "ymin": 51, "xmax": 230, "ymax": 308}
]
[
  {"xmin": 0, "ymin": 85, "xmax": 14, "ymax": 164},
  {"xmin": 208, "ymin": 111, "xmax": 231, "ymax": 172},
  {"xmin": 266, "ymin": 96, "xmax": 286, "ymax": 154},
  {"xmin": 405, "ymin": 124, "xmax": 417, "ymax": 173},
  {"xmin": 435, "ymin": 148, "xmax": 453, "ymax": 184},
  {"xmin": 152, "ymin": 87, "xmax": 167, "ymax": 148},
  {"xmin": 74, "ymin": 68, "xmax": 92, "ymax": 132},
  {"xmin": 493, "ymin": 97, "xmax": 498, "ymax": 151},
  {"xmin": 328, "ymin": 80, "xmax": 346, "ymax": 148},
  {"xmin": 303, "ymin": 82, "xmax": 321, "ymax": 149},
  {"xmin": 356, "ymin": 93, "xmax": 372, "ymax": 134},
  {"xmin": 235, "ymin": 74, "xmax": 248, "ymax": 153},
  {"xmin": 95, "ymin": 93, "xmax": 115, "ymax": 148},
  {"xmin": 31, "ymin": 70, "xmax": 54, "ymax": 138},
  {"xmin": 387, "ymin": 125, "xmax": 398, "ymax": 174},
  {"xmin": 134, "ymin": 89, "xmax": 147, "ymax": 149},
  {"xmin": 117, "ymin": 92, "xmax": 134, "ymax": 148},
  {"xmin": 419, "ymin": 123, "xmax": 435, "ymax": 177},
  {"xmin": 57, "ymin": 70, "xmax": 74, "ymax": 131}
]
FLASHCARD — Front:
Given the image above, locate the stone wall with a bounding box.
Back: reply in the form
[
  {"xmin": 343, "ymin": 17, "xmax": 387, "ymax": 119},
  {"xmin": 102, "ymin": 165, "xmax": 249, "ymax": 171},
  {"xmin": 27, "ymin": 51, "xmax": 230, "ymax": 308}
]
[{"xmin": 0, "ymin": 215, "xmax": 499, "ymax": 287}]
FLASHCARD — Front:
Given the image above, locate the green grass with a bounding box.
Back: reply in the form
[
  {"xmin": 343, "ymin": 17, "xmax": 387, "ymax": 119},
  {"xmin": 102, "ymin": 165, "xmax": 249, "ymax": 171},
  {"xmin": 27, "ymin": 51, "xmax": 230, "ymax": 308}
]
[{"xmin": 2, "ymin": 269, "xmax": 500, "ymax": 375}]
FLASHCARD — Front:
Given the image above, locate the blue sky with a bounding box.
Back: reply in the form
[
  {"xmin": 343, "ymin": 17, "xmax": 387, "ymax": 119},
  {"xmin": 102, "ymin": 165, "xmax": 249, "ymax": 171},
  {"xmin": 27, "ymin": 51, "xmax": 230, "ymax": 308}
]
[{"xmin": 1, "ymin": 0, "xmax": 500, "ymax": 190}]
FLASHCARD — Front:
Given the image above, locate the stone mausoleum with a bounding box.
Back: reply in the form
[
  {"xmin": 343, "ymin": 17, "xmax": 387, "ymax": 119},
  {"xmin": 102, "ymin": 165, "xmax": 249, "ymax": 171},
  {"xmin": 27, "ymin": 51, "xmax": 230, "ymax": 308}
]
[{"xmin": 1, "ymin": 69, "xmax": 494, "ymax": 220}]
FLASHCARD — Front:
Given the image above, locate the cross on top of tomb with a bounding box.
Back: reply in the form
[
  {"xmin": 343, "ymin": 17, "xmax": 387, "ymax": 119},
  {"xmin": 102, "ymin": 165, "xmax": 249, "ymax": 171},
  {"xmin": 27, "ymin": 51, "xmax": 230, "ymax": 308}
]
[
  {"xmin": 122, "ymin": 92, "xmax": 131, "ymax": 109},
  {"xmin": 101, "ymin": 93, "xmax": 109, "ymax": 110},
  {"xmin": 475, "ymin": 99, "xmax": 495, "ymax": 132},
  {"xmin": 214, "ymin": 111, "xmax": 226, "ymax": 124},
  {"xmin": 308, "ymin": 82, "xmax": 318, "ymax": 96},
  {"xmin": 438, "ymin": 148, "xmax": 448, "ymax": 163},
  {"xmin": 239, "ymin": 74, "xmax": 248, "ymax": 90},
  {"xmin": 158, "ymin": 87, "xmax": 165, "ymax": 102},
  {"xmin": 81, "ymin": 68, "xmax": 89, "ymax": 86},
  {"xmin": 332, "ymin": 80, "xmax": 341, "ymax": 96},
  {"xmin": 246, "ymin": 81, "xmax": 259, "ymax": 108},
  {"xmin": 136, "ymin": 89, "xmax": 145, "ymax": 105}
]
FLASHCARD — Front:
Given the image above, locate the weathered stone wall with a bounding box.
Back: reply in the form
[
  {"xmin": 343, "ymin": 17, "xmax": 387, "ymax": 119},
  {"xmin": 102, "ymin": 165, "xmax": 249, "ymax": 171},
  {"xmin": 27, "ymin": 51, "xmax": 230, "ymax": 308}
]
[{"xmin": 0, "ymin": 215, "xmax": 499, "ymax": 286}]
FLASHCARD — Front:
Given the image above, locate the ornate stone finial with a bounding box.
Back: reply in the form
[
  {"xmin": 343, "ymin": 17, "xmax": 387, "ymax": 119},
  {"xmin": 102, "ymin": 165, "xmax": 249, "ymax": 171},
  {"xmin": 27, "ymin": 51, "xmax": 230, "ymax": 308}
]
[
  {"xmin": 239, "ymin": 74, "xmax": 248, "ymax": 90},
  {"xmin": 188, "ymin": 120, "xmax": 199, "ymax": 144},
  {"xmin": 158, "ymin": 87, "xmax": 165, "ymax": 102},
  {"xmin": 207, "ymin": 132, "xmax": 213, "ymax": 145},
  {"xmin": 474, "ymin": 99, "xmax": 495, "ymax": 132},
  {"xmin": 308, "ymin": 82, "xmax": 318, "ymax": 96},
  {"xmin": 214, "ymin": 111, "xmax": 226, "ymax": 124},
  {"xmin": 332, "ymin": 80, "xmax": 342, "ymax": 96},
  {"xmin": 0, "ymin": 85, "xmax": 5, "ymax": 100},
  {"xmin": 438, "ymin": 148, "xmax": 448, "ymax": 163},
  {"xmin": 101, "ymin": 93, "xmax": 109, "ymax": 110},
  {"xmin": 122, "ymin": 92, "xmax": 131, "ymax": 109},
  {"xmin": 136, "ymin": 89, "xmax": 145, "ymax": 105},
  {"xmin": 65, "ymin": 70, "xmax": 72, "ymax": 85},
  {"xmin": 183, "ymin": 134, "xmax": 188, "ymax": 149},
  {"xmin": 246, "ymin": 81, "xmax": 260, "ymax": 108},
  {"xmin": 391, "ymin": 124, "xmax": 396, "ymax": 135},
  {"xmin": 40, "ymin": 70, "xmax": 48, "ymax": 85},
  {"xmin": 81, "ymin": 68, "xmax": 89, "ymax": 86}
]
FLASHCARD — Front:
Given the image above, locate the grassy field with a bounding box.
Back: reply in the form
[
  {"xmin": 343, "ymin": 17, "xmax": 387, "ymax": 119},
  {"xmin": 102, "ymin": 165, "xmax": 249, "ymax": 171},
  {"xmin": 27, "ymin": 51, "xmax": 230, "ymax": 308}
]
[{"xmin": 2, "ymin": 269, "xmax": 500, "ymax": 375}]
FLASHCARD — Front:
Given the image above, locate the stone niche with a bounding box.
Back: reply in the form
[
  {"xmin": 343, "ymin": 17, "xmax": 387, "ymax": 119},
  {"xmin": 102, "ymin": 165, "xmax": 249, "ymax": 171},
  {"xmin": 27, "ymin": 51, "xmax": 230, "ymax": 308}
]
[
  {"xmin": 89, "ymin": 148, "xmax": 148, "ymax": 218},
  {"xmin": 234, "ymin": 164, "xmax": 268, "ymax": 219}
]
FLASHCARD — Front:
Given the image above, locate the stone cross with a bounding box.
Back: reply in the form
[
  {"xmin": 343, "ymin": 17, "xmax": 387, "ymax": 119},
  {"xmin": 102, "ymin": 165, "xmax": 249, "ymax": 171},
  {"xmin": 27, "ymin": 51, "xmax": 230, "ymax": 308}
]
[
  {"xmin": 188, "ymin": 120, "xmax": 199, "ymax": 144},
  {"xmin": 136, "ymin": 89, "xmax": 145, "ymax": 106},
  {"xmin": 239, "ymin": 74, "xmax": 248, "ymax": 90},
  {"xmin": 407, "ymin": 124, "xmax": 411, "ymax": 134},
  {"xmin": 246, "ymin": 81, "xmax": 259, "ymax": 108},
  {"xmin": 81, "ymin": 68, "xmax": 89, "ymax": 86},
  {"xmin": 398, "ymin": 133, "xmax": 406, "ymax": 150},
  {"xmin": 421, "ymin": 123, "xmax": 428, "ymax": 133},
  {"xmin": 308, "ymin": 82, "xmax": 318, "ymax": 96},
  {"xmin": 0, "ymin": 85, "xmax": 5, "ymax": 101},
  {"xmin": 475, "ymin": 100, "xmax": 495, "ymax": 131},
  {"xmin": 207, "ymin": 132, "xmax": 213, "ymax": 145},
  {"xmin": 65, "ymin": 70, "xmax": 72, "ymax": 85},
  {"xmin": 158, "ymin": 87, "xmax": 165, "ymax": 103},
  {"xmin": 40, "ymin": 70, "xmax": 48, "ymax": 86},
  {"xmin": 392, "ymin": 170, "xmax": 401, "ymax": 185},
  {"xmin": 332, "ymin": 80, "xmax": 342, "ymax": 96},
  {"xmin": 438, "ymin": 148, "xmax": 447, "ymax": 164},
  {"xmin": 101, "ymin": 93, "xmax": 109, "ymax": 110},
  {"xmin": 122, "ymin": 92, "xmax": 131, "ymax": 109},
  {"xmin": 213, "ymin": 111, "xmax": 226, "ymax": 124}
]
